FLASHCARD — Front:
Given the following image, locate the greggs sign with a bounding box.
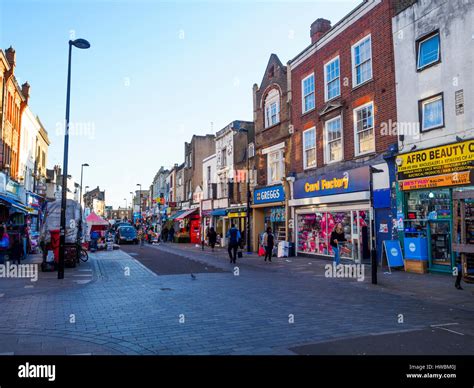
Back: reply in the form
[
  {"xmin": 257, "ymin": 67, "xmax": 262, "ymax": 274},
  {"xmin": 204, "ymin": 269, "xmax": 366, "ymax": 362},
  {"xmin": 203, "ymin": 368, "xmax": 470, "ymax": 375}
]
[{"xmin": 294, "ymin": 166, "xmax": 370, "ymax": 199}]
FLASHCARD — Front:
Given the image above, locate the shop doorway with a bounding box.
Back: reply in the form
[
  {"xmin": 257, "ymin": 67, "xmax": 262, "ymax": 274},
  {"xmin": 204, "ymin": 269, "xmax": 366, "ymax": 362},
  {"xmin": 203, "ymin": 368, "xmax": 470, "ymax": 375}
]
[
  {"xmin": 453, "ymin": 189, "xmax": 474, "ymax": 282},
  {"xmin": 427, "ymin": 221, "xmax": 452, "ymax": 270}
]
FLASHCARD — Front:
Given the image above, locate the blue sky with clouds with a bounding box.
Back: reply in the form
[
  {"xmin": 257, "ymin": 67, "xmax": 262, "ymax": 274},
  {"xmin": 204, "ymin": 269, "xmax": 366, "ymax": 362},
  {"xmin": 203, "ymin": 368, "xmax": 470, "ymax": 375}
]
[{"xmin": 1, "ymin": 0, "xmax": 359, "ymax": 207}]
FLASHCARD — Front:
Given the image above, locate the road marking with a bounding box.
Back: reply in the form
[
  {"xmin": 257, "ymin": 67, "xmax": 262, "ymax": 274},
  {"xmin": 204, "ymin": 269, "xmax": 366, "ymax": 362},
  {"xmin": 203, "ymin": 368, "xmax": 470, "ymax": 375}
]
[
  {"xmin": 0, "ymin": 352, "xmax": 14, "ymax": 355},
  {"xmin": 434, "ymin": 327, "xmax": 464, "ymax": 336},
  {"xmin": 0, "ymin": 293, "xmax": 4, "ymax": 297},
  {"xmin": 24, "ymin": 285, "xmax": 34, "ymax": 289},
  {"xmin": 430, "ymin": 323, "xmax": 459, "ymax": 327},
  {"xmin": 78, "ymin": 269, "xmax": 92, "ymax": 272},
  {"xmin": 73, "ymin": 274, "xmax": 92, "ymax": 277},
  {"xmin": 74, "ymin": 280, "xmax": 92, "ymax": 284}
]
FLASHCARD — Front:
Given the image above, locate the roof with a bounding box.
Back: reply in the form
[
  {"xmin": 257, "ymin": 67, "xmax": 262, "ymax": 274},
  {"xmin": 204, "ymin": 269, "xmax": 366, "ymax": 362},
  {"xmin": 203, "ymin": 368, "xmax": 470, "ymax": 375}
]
[{"xmin": 86, "ymin": 212, "xmax": 109, "ymax": 226}]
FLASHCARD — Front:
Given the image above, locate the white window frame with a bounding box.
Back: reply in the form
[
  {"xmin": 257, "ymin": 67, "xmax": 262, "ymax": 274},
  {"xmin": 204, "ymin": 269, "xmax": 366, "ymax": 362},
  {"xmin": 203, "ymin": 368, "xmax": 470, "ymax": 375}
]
[
  {"xmin": 302, "ymin": 127, "xmax": 317, "ymax": 170},
  {"xmin": 264, "ymin": 89, "xmax": 280, "ymax": 128},
  {"xmin": 267, "ymin": 149, "xmax": 285, "ymax": 185},
  {"xmin": 221, "ymin": 147, "xmax": 227, "ymax": 168},
  {"xmin": 353, "ymin": 101, "xmax": 375, "ymax": 156},
  {"xmin": 324, "ymin": 115, "xmax": 343, "ymax": 164},
  {"xmin": 248, "ymin": 142, "xmax": 255, "ymax": 158},
  {"xmin": 324, "ymin": 56, "xmax": 340, "ymax": 101},
  {"xmin": 301, "ymin": 73, "xmax": 315, "ymax": 114},
  {"xmin": 351, "ymin": 34, "xmax": 372, "ymax": 87}
]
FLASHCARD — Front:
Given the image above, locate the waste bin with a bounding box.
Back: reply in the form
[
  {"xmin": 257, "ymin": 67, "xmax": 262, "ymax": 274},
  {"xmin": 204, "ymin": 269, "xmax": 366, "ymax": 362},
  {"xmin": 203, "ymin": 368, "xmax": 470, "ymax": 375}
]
[{"xmin": 288, "ymin": 242, "xmax": 295, "ymax": 257}]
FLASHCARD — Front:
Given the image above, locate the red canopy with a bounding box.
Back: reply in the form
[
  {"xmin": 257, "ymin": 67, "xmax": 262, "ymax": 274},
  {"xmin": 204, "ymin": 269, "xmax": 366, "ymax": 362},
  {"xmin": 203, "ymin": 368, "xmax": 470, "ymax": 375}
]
[{"xmin": 86, "ymin": 212, "xmax": 109, "ymax": 227}]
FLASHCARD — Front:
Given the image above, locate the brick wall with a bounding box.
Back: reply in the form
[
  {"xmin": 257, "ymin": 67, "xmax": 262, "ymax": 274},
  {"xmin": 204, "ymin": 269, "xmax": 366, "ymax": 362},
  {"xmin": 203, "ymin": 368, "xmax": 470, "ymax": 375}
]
[{"xmin": 289, "ymin": 0, "xmax": 397, "ymax": 176}]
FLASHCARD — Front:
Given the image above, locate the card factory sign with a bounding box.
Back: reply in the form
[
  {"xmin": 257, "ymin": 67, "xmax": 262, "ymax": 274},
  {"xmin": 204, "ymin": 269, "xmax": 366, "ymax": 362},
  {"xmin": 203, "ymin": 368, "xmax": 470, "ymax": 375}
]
[{"xmin": 396, "ymin": 140, "xmax": 474, "ymax": 180}]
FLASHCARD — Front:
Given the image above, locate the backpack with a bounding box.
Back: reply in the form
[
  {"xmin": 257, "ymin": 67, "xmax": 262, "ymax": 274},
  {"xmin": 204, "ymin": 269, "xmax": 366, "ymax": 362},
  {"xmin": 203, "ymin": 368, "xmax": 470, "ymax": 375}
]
[{"xmin": 229, "ymin": 228, "xmax": 238, "ymax": 245}]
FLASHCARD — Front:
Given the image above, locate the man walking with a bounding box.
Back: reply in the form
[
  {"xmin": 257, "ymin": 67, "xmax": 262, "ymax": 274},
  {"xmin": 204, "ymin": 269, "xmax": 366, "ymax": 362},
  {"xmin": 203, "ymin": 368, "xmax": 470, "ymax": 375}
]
[{"xmin": 226, "ymin": 223, "xmax": 241, "ymax": 264}]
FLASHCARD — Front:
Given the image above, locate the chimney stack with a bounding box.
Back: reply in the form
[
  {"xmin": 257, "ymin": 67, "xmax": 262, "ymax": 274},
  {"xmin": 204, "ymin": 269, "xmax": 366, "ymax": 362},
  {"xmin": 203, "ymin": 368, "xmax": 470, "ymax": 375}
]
[
  {"xmin": 5, "ymin": 46, "xmax": 16, "ymax": 70},
  {"xmin": 310, "ymin": 18, "xmax": 331, "ymax": 44},
  {"xmin": 21, "ymin": 82, "xmax": 30, "ymax": 104}
]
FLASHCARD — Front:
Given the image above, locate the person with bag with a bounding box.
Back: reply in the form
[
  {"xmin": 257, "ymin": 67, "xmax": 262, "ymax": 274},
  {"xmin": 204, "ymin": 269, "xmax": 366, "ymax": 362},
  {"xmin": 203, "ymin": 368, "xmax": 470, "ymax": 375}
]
[
  {"xmin": 263, "ymin": 227, "xmax": 274, "ymax": 263},
  {"xmin": 207, "ymin": 227, "xmax": 217, "ymax": 252},
  {"xmin": 0, "ymin": 226, "xmax": 10, "ymax": 264},
  {"xmin": 330, "ymin": 223, "xmax": 346, "ymax": 265},
  {"xmin": 226, "ymin": 223, "xmax": 241, "ymax": 264}
]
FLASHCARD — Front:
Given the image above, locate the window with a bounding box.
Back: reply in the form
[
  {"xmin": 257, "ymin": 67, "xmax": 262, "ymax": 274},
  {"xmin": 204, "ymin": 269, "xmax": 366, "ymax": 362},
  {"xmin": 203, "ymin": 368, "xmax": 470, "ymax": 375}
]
[
  {"xmin": 419, "ymin": 93, "xmax": 444, "ymax": 132},
  {"xmin": 303, "ymin": 127, "xmax": 317, "ymax": 169},
  {"xmin": 207, "ymin": 166, "xmax": 212, "ymax": 183},
  {"xmin": 325, "ymin": 116, "xmax": 343, "ymax": 163},
  {"xmin": 352, "ymin": 35, "xmax": 372, "ymax": 86},
  {"xmin": 248, "ymin": 142, "xmax": 255, "ymax": 158},
  {"xmin": 325, "ymin": 57, "xmax": 340, "ymax": 101},
  {"xmin": 267, "ymin": 149, "xmax": 284, "ymax": 184},
  {"xmin": 220, "ymin": 172, "xmax": 228, "ymax": 198},
  {"xmin": 354, "ymin": 102, "xmax": 375, "ymax": 155},
  {"xmin": 221, "ymin": 147, "xmax": 227, "ymax": 167},
  {"xmin": 189, "ymin": 152, "xmax": 193, "ymax": 168},
  {"xmin": 302, "ymin": 73, "xmax": 315, "ymax": 113},
  {"xmin": 264, "ymin": 89, "xmax": 280, "ymax": 128},
  {"xmin": 417, "ymin": 31, "xmax": 440, "ymax": 70}
]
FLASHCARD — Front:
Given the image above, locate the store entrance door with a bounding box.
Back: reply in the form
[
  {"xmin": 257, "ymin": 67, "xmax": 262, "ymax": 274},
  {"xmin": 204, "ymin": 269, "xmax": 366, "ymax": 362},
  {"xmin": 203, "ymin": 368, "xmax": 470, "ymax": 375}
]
[{"xmin": 428, "ymin": 220, "xmax": 452, "ymax": 271}]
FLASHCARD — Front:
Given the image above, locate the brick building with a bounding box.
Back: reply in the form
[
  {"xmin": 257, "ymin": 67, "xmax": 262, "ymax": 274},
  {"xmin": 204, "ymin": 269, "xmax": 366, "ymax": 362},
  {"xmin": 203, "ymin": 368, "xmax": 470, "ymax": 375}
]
[
  {"xmin": 251, "ymin": 54, "xmax": 291, "ymax": 251},
  {"xmin": 287, "ymin": 0, "xmax": 398, "ymax": 262}
]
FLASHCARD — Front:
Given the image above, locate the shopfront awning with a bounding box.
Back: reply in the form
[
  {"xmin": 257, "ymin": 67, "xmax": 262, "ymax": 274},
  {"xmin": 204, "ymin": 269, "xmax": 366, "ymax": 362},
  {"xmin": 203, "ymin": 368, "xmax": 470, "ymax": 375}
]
[
  {"xmin": 211, "ymin": 209, "xmax": 227, "ymax": 217},
  {"xmin": 0, "ymin": 193, "xmax": 29, "ymax": 214},
  {"xmin": 175, "ymin": 207, "xmax": 197, "ymax": 220},
  {"xmin": 169, "ymin": 210, "xmax": 186, "ymax": 220}
]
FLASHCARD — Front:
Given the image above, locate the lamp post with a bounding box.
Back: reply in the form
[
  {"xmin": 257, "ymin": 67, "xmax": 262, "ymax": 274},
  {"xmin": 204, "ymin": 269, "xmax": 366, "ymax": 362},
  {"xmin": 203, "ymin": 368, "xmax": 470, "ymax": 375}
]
[
  {"xmin": 123, "ymin": 198, "xmax": 127, "ymax": 220},
  {"xmin": 58, "ymin": 38, "xmax": 90, "ymax": 280},
  {"xmin": 130, "ymin": 191, "xmax": 134, "ymax": 222},
  {"xmin": 136, "ymin": 184, "xmax": 142, "ymax": 221},
  {"xmin": 369, "ymin": 166, "xmax": 384, "ymax": 285}
]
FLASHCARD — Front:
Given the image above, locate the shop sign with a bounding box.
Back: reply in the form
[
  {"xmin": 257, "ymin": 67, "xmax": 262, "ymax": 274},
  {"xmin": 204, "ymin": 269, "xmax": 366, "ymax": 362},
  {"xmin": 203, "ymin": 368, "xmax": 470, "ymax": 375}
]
[
  {"xmin": 294, "ymin": 166, "xmax": 370, "ymax": 199},
  {"xmin": 396, "ymin": 140, "xmax": 474, "ymax": 180},
  {"xmin": 400, "ymin": 171, "xmax": 473, "ymax": 191},
  {"xmin": 6, "ymin": 180, "xmax": 20, "ymax": 196},
  {"xmin": 228, "ymin": 212, "xmax": 246, "ymax": 218},
  {"xmin": 254, "ymin": 185, "xmax": 285, "ymax": 205}
]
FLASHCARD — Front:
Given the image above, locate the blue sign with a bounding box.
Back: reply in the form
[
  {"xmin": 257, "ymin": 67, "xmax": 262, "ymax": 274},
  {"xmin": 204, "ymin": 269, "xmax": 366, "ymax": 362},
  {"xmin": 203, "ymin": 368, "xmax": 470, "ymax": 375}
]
[
  {"xmin": 294, "ymin": 166, "xmax": 370, "ymax": 199},
  {"xmin": 254, "ymin": 185, "xmax": 285, "ymax": 205},
  {"xmin": 383, "ymin": 240, "xmax": 404, "ymax": 268}
]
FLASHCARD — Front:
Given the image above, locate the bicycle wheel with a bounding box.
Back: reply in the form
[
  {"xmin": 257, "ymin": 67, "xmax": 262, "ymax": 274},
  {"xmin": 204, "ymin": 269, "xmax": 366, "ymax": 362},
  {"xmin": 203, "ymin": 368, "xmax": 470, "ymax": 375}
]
[{"xmin": 80, "ymin": 248, "xmax": 89, "ymax": 262}]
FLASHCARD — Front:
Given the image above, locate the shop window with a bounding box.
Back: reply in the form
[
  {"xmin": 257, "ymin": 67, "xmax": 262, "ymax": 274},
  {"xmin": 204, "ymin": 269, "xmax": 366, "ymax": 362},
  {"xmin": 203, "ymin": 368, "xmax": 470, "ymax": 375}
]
[
  {"xmin": 417, "ymin": 31, "xmax": 440, "ymax": 70},
  {"xmin": 354, "ymin": 102, "xmax": 375, "ymax": 155},
  {"xmin": 419, "ymin": 93, "xmax": 444, "ymax": 132},
  {"xmin": 267, "ymin": 149, "xmax": 284, "ymax": 185},
  {"xmin": 324, "ymin": 116, "xmax": 343, "ymax": 163},
  {"xmin": 303, "ymin": 127, "xmax": 316, "ymax": 169}
]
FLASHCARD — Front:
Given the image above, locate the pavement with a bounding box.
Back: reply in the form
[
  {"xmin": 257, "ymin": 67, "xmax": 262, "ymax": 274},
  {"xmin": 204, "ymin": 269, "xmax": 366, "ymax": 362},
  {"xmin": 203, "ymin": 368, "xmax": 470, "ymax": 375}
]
[{"xmin": 0, "ymin": 243, "xmax": 472, "ymax": 355}]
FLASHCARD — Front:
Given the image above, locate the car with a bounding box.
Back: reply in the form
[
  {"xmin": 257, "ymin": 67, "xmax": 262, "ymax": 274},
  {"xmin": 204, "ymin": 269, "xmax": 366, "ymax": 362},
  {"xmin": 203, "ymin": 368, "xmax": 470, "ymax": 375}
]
[
  {"xmin": 113, "ymin": 221, "xmax": 132, "ymax": 231},
  {"xmin": 115, "ymin": 226, "xmax": 138, "ymax": 244}
]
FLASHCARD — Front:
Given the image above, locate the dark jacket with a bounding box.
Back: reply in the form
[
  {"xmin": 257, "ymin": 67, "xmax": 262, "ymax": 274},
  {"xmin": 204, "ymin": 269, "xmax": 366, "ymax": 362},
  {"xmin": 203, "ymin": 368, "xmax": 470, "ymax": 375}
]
[
  {"xmin": 207, "ymin": 230, "xmax": 217, "ymax": 244},
  {"xmin": 330, "ymin": 230, "xmax": 346, "ymax": 248}
]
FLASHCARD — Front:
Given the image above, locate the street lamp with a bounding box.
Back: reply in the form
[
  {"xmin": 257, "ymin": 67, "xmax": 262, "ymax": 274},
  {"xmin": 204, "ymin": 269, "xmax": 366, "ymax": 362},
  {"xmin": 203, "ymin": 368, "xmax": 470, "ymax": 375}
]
[
  {"xmin": 79, "ymin": 163, "xmax": 89, "ymax": 211},
  {"xmin": 136, "ymin": 184, "xmax": 142, "ymax": 220},
  {"xmin": 123, "ymin": 198, "xmax": 127, "ymax": 220},
  {"xmin": 58, "ymin": 38, "xmax": 90, "ymax": 280},
  {"xmin": 369, "ymin": 166, "xmax": 384, "ymax": 285},
  {"xmin": 130, "ymin": 191, "xmax": 134, "ymax": 221}
]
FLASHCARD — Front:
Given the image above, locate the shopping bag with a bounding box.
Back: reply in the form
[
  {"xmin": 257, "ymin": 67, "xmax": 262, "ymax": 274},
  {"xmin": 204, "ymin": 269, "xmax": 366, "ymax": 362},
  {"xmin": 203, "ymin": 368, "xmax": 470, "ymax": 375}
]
[{"xmin": 258, "ymin": 246, "xmax": 265, "ymax": 256}]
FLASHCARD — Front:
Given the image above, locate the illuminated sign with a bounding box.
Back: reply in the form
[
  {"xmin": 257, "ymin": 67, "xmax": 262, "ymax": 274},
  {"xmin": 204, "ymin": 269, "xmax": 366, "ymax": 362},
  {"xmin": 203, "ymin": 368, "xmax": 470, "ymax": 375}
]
[
  {"xmin": 397, "ymin": 140, "xmax": 474, "ymax": 180},
  {"xmin": 294, "ymin": 166, "xmax": 370, "ymax": 199}
]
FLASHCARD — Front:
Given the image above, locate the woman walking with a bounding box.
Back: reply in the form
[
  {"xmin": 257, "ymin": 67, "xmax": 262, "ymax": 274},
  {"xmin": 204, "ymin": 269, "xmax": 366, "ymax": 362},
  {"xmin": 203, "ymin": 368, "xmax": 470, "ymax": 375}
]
[
  {"xmin": 263, "ymin": 227, "xmax": 274, "ymax": 263},
  {"xmin": 330, "ymin": 223, "xmax": 346, "ymax": 265},
  {"xmin": 207, "ymin": 227, "xmax": 217, "ymax": 252}
]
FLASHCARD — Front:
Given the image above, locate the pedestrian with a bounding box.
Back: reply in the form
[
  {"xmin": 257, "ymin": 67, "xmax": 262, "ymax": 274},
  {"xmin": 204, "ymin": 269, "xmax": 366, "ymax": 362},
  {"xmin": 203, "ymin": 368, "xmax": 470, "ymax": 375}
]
[
  {"xmin": 162, "ymin": 226, "xmax": 169, "ymax": 243},
  {"xmin": 263, "ymin": 227, "xmax": 274, "ymax": 263},
  {"xmin": 330, "ymin": 223, "xmax": 346, "ymax": 266},
  {"xmin": 168, "ymin": 225, "xmax": 175, "ymax": 243},
  {"xmin": 138, "ymin": 228, "xmax": 145, "ymax": 248},
  {"xmin": 147, "ymin": 228, "xmax": 153, "ymax": 244},
  {"xmin": 0, "ymin": 226, "xmax": 9, "ymax": 264},
  {"xmin": 226, "ymin": 223, "xmax": 241, "ymax": 264},
  {"xmin": 207, "ymin": 227, "xmax": 217, "ymax": 252},
  {"xmin": 10, "ymin": 237, "xmax": 24, "ymax": 265}
]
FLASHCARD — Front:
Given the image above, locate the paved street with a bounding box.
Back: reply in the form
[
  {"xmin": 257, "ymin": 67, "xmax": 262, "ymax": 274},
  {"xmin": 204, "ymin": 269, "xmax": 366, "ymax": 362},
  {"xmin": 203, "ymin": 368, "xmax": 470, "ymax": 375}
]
[{"xmin": 0, "ymin": 244, "xmax": 473, "ymax": 355}]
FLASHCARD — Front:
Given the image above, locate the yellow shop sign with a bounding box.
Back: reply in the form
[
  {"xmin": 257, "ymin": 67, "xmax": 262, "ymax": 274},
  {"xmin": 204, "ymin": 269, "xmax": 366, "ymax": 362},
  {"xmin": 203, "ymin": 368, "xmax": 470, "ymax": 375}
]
[{"xmin": 396, "ymin": 140, "xmax": 474, "ymax": 180}]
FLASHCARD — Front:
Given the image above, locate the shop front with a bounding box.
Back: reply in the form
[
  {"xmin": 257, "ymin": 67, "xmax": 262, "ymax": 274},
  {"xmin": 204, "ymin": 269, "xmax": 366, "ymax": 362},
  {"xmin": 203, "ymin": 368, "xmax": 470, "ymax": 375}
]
[
  {"xmin": 396, "ymin": 139, "xmax": 474, "ymax": 274},
  {"xmin": 226, "ymin": 207, "xmax": 247, "ymax": 246},
  {"xmin": 290, "ymin": 166, "xmax": 373, "ymax": 263},
  {"xmin": 175, "ymin": 207, "xmax": 200, "ymax": 244},
  {"xmin": 252, "ymin": 184, "xmax": 286, "ymax": 252}
]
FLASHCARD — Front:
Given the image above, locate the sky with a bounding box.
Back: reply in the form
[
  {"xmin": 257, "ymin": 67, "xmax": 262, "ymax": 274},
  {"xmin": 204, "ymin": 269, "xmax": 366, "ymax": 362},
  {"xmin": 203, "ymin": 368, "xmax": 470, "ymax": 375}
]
[{"xmin": 0, "ymin": 0, "xmax": 360, "ymax": 208}]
